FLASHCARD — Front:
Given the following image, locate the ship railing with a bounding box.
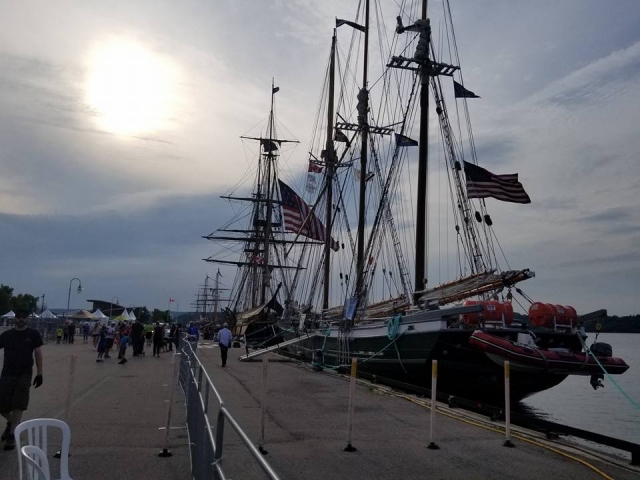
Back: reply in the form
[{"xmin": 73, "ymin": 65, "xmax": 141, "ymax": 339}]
[{"xmin": 179, "ymin": 339, "xmax": 281, "ymax": 480}]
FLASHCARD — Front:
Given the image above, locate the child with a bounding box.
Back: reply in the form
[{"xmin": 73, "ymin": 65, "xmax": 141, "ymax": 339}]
[
  {"xmin": 118, "ymin": 331, "xmax": 129, "ymax": 364},
  {"xmin": 56, "ymin": 326, "xmax": 63, "ymax": 344},
  {"xmin": 96, "ymin": 327, "xmax": 107, "ymax": 362}
]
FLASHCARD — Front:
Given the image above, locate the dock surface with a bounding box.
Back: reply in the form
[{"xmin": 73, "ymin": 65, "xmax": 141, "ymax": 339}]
[
  {"xmin": 194, "ymin": 340, "xmax": 640, "ymax": 480},
  {"xmin": 2, "ymin": 338, "xmax": 639, "ymax": 480},
  {"xmin": 1, "ymin": 340, "xmax": 189, "ymax": 480}
]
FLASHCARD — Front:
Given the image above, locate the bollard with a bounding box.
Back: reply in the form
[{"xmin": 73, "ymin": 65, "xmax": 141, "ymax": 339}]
[
  {"xmin": 64, "ymin": 354, "xmax": 77, "ymax": 423},
  {"xmin": 259, "ymin": 357, "xmax": 269, "ymax": 455},
  {"xmin": 55, "ymin": 354, "xmax": 77, "ymax": 458},
  {"xmin": 427, "ymin": 360, "xmax": 440, "ymax": 450},
  {"xmin": 503, "ymin": 361, "xmax": 515, "ymax": 448},
  {"xmin": 344, "ymin": 357, "xmax": 357, "ymax": 452},
  {"xmin": 159, "ymin": 353, "xmax": 182, "ymax": 457}
]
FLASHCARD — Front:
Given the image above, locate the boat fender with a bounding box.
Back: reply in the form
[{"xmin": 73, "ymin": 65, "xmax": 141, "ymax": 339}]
[
  {"xmin": 475, "ymin": 211, "xmax": 482, "ymax": 223},
  {"xmin": 590, "ymin": 342, "xmax": 613, "ymax": 357},
  {"xmin": 590, "ymin": 374, "xmax": 604, "ymax": 390}
]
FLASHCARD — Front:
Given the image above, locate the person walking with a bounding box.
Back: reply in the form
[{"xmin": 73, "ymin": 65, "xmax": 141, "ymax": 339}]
[
  {"xmin": 174, "ymin": 323, "xmax": 182, "ymax": 351},
  {"xmin": 118, "ymin": 331, "xmax": 129, "ymax": 364},
  {"xmin": 152, "ymin": 322, "xmax": 164, "ymax": 357},
  {"xmin": 91, "ymin": 322, "xmax": 101, "ymax": 350},
  {"xmin": 67, "ymin": 321, "xmax": 76, "ymax": 345},
  {"xmin": 144, "ymin": 323, "xmax": 153, "ymax": 346},
  {"xmin": 55, "ymin": 326, "xmax": 63, "ymax": 344},
  {"xmin": 0, "ymin": 310, "xmax": 44, "ymax": 450},
  {"xmin": 104, "ymin": 323, "xmax": 115, "ymax": 359},
  {"xmin": 82, "ymin": 321, "xmax": 90, "ymax": 344},
  {"xmin": 130, "ymin": 319, "xmax": 144, "ymax": 356},
  {"xmin": 216, "ymin": 323, "xmax": 232, "ymax": 368},
  {"xmin": 96, "ymin": 325, "xmax": 107, "ymax": 362}
]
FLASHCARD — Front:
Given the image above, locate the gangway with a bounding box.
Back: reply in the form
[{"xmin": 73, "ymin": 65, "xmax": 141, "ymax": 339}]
[{"xmin": 239, "ymin": 332, "xmax": 318, "ymax": 361}]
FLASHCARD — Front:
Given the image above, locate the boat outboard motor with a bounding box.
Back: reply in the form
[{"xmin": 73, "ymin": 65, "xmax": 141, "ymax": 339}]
[{"xmin": 588, "ymin": 342, "xmax": 613, "ymax": 390}]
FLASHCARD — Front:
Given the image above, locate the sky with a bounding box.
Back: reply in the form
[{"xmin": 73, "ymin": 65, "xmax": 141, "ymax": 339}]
[{"xmin": 1, "ymin": 0, "xmax": 639, "ymax": 316}]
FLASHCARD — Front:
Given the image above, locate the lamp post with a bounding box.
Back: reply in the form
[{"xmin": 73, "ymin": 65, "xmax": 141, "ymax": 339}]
[
  {"xmin": 67, "ymin": 278, "xmax": 83, "ymax": 316},
  {"xmin": 110, "ymin": 296, "xmax": 120, "ymax": 320}
]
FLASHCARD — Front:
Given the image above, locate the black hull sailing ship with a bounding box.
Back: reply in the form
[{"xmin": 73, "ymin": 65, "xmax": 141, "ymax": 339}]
[{"xmin": 256, "ymin": 0, "xmax": 631, "ymax": 404}]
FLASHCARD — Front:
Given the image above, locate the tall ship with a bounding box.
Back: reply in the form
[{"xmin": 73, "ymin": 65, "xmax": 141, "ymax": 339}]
[
  {"xmin": 242, "ymin": 0, "xmax": 631, "ymax": 403},
  {"xmin": 202, "ymin": 83, "xmax": 304, "ymax": 344}
]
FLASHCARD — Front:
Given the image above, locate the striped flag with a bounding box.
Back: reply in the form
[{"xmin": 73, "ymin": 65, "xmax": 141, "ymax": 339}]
[
  {"xmin": 278, "ymin": 180, "xmax": 339, "ymax": 251},
  {"xmin": 464, "ymin": 161, "xmax": 531, "ymax": 204}
]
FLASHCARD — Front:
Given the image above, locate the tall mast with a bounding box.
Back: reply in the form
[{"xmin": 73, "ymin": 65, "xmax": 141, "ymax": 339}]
[
  {"xmin": 355, "ymin": 0, "xmax": 370, "ymax": 299},
  {"xmin": 322, "ymin": 31, "xmax": 337, "ymax": 310},
  {"xmin": 214, "ymin": 269, "xmax": 221, "ymax": 321},
  {"xmin": 261, "ymin": 79, "xmax": 277, "ymax": 305},
  {"xmin": 414, "ymin": 0, "xmax": 429, "ymax": 295},
  {"xmin": 203, "ymin": 275, "xmax": 210, "ymax": 321}
]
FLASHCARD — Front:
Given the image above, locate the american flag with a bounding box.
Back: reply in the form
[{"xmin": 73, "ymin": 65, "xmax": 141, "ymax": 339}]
[
  {"xmin": 278, "ymin": 180, "xmax": 339, "ymax": 251},
  {"xmin": 464, "ymin": 161, "xmax": 531, "ymax": 204}
]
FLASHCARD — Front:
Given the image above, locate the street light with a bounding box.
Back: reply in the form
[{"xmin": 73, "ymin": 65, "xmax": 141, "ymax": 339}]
[
  {"xmin": 110, "ymin": 296, "xmax": 120, "ymax": 320},
  {"xmin": 67, "ymin": 278, "xmax": 83, "ymax": 315}
]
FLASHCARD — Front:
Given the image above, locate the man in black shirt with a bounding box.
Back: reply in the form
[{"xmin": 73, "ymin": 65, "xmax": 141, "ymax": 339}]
[{"xmin": 0, "ymin": 310, "xmax": 44, "ymax": 450}]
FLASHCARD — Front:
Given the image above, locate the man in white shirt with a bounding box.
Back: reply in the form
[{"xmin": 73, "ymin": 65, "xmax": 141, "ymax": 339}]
[{"xmin": 216, "ymin": 323, "xmax": 233, "ymax": 368}]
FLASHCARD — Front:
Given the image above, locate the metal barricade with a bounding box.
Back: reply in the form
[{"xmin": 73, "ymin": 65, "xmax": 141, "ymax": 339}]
[{"xmin": 178, "ymin": 340, "xmax": 280, "ymax": 480}]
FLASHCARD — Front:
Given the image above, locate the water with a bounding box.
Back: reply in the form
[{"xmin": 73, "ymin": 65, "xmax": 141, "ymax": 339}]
[{"xmin": 521, "ymin": 333, "xmax": 640, "ymax": 458}]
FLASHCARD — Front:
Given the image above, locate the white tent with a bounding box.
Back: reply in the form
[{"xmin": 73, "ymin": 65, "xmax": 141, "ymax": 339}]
[
  {"xmin": 40, "ymin": 309, "xmax": 58, "ymax": 319},
  {"xmin": 28, "ymin": 312, "xmax": 40, "ymax": 318},
  {"xmin": 129, "ymin": 309, "xmax": 137, "ymax": 321},
  {"xmin": 0, "ymin": 310, "xmax": 15, "ymax": 319},
  {"xmin": 92, "ymin": 309, "xmax": 108, "ymax": 319}
]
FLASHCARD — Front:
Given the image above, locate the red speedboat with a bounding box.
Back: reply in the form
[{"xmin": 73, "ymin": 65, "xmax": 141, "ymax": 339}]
[{"xmin": 469, "ymin": 330, "xmax": 629, "ymax": 375}]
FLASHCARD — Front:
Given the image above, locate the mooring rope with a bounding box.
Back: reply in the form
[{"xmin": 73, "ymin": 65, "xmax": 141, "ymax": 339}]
[{"xmin": 577, "ymin": 333, "xmax": 640, "ymax": 412}]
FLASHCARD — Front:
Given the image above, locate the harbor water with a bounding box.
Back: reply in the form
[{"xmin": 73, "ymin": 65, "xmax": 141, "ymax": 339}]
[{"xmin": 522, "ymin": 333, "xmax": 640, "ymax": 456}]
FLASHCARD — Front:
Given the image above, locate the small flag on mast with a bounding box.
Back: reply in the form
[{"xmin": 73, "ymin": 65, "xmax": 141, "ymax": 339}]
[
  {"xmin": 278, "ymin": 180, "xmax": 339, "ymax": 251},
  {"xmin": 272, "ymin": 86, "xmax": 280, "ymax": 94},
  {"xmin": 395, "ymin": 133, "xmax": 418, "ymax": 147},
  {"xmin": 464, "ymin": 161, "xmax": 530, "ymax": 204},
  {"xmin": 453, "ymin": 80, "xmax": 480, "ymax": 98},
  {"xmin": 169, "ymin": 298, "xmax": 175, "ymax": 303},
  {"xmin": 336, "ymin": 18, "xmax": 366, "ymax": 32}
]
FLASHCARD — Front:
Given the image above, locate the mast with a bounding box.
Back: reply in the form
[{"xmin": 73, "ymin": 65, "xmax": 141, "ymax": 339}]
[
  {"xmin": 261, "ymin": 79, "xmax": 277, "ymax": 305},
  {"xmin": 203, "ymin": 275, "xmax": 210, "ymax": 321},
  {"xmin": 414, "ymin": 0, "xmax": 429, "ymax": 295},
  {"xmin": 213, "ymin": 269, "xmax": 222, "ymax": 321},
  {"xmin": 322, "ymin": 31, "xmax": 337, "ymax": 310},
  {"xmin": 355, "ymin": 0, "xmax": 370, "ymax": 299}
]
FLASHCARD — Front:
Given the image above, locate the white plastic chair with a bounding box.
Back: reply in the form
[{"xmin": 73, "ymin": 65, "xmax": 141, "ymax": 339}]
[
  {"xmin": 21, "ymin": 445, "xmax": 51, "ymax": 480},
  {"xmin": 14, "ymin": 418, "xmax": 72, "ymax": 480}
]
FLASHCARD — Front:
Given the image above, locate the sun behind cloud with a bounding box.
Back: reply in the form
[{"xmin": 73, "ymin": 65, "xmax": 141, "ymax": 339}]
[{"xmin": 86, "ymin": 39, "xmax": 178, "ymax": 136}]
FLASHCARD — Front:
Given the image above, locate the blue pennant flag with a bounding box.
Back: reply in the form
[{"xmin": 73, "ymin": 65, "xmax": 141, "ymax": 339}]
[{"xmin": 395, "ymin": 133, "xmax": 418, "ymax": 147}]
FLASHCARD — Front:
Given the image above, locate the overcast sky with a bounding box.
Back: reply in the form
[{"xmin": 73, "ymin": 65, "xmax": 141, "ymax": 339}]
[{"xmin": 1, "ymin": 0, "xmax": 639, "ymax": 316}]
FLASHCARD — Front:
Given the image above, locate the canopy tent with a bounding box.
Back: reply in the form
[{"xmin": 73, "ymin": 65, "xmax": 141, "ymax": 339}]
[
  {"xmin": 40, "ymin": 309, "xmax": 58, "ymax": 319},
  {"xmin": 128, "ymin": 309, "xmax": 137, "ymax": 321},
  {"xmin": 68, "ymin": 310, "xmax": 96, "ymax": 320},
  {"xmin": 92, "ymin": 309, "xmax": 108, "ymax": 319},
  {"xmin": 28, "ymin": 312, "xmax": 40, "ymax": 318},
  {"xmin": 113, "ymin": 314, "xmax": 129, "ymax": 322},
  {"xmin": 0, "ymin": 310, "xmax": 15, "ymax": 319}
]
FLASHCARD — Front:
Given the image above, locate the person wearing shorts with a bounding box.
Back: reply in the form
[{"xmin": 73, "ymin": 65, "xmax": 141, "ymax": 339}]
[{"xmin": 0, "ymin": 310, "xmax": 44, "ymax": 450}]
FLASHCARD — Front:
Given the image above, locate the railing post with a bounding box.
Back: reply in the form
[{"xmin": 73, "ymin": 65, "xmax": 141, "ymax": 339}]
[
  {"xmin": 159, "ymin": 353, "xmax": 181, "ymax": 457},
  {"xmin": 427, "ymin": 360, "xmax": 440, "ymax": 450},
  {"xmin": 259, "ymin": 357, "xmax": 269, "ymax": 454},
  {"xmin": 213, "ymin": 408, "xmax": 226, "ymax": 480},
  {"xmin": 503, "ymin": 360, "xmax": 515, "ymax": 448},
  {"xmin": 344, "ymin": 357, "xmax": 357, "ymax": 452}
]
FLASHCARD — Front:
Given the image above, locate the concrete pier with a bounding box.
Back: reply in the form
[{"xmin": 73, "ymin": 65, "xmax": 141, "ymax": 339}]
[
  {"xmin": 1, "ymin": 341, "xmax": 189, "ymax": 480},
  {"xmin": 2, "ymin": 338, "xmax": 639, "ymax": 479},
  {"xmin": 194, "ymin": 341, "xmax": 640, "ymax": 480}
]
